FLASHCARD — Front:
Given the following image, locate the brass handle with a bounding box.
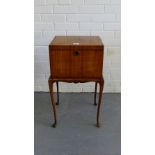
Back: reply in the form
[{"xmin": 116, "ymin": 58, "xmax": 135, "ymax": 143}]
[{"xmin": 73, "ymin": 51, "xmax": 80, "ymax": 56}]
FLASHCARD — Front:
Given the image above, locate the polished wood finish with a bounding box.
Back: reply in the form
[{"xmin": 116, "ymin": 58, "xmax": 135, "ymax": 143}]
[
  {"xmin": 48, "ymin": 36, "xmax": 104, "ymax": 128},
  {"xmin": 56, "ymin": 81, "xmax": 59, "ymax": 105},
  {"xmin": 48, "ymin": 80, "xmax": 57, "ymax": 128},
  {"xmin": 94, "ymin": 82, "xmax": 97, "ymax": 106},
  {"xmin": 50, "ymin": 50, "xmax": 103, "ymax": 78},
  {"xmin": 49, "ymin": 36, "xmax": 103, "ymax": 50}
]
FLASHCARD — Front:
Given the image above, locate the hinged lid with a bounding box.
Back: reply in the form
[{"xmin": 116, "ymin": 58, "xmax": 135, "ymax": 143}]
[{"xmin": 49, "ymin": 36, "xmax": 104, "ymax": 50}]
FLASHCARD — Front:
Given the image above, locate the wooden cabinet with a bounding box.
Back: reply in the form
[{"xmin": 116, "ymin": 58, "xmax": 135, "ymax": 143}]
[{"xmin": 48, "ymin": 36, "xmax": 104, "ymax": 128}]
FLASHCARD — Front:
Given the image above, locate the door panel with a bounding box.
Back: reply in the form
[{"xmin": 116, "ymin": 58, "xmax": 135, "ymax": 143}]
[
  {"xmin": 70, "ymin": 50, "xmax": 82, "ymax": 78},
  {"xmin": 82, "ymin": 50, "xmax": 103, "ymax": 78},
  {"xmin": 50, "ymin": 50, "xmax": 71, "ymax": 78},
  {"xmin": 50, "ymin": 50, "xmax": 103, "ymax": 79}
]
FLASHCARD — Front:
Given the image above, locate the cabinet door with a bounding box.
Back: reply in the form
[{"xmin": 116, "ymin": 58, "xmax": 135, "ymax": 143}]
[
  {"xmin": 50, "ymin": 50, "xmax": 71, "ymax": 78},
  {"xmin": 50, "ymin": 50, "xmax": 82, "ymax": 78},
  {"xmin": 70, "ymin": 50, "xmax": 82, "ymax": 78},
  {"xmin": 82, "ymin": 50, "xmax": 103, "ymax": 78}
]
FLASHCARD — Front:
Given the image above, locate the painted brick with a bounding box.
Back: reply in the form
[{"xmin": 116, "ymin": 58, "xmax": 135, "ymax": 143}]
[
  {"xmin": 39, "ymin": 84, "xmax": 49, "ymax": 92},
  {"xmin": 110, "ymin": 0, "xmax": 121, "ymax": 4},
  {"xmin": 67, "ymin": 14, "xmax": 91, "ymax": 22},
  {"xmin": 80, "ymin": 23, "xmax": 103, "ymax": 30},
  {"xmin": 58, "ymin": 0, "xmax": 71, "ymax": 4},
  {"xmin": 34, "ymin": 0, "xmax": 46, "ymax": 6},
  {"xmin": 42, "ymin": 31, "xmax": 66, "ymax": 37},
  {"xmin": 107, "ymin": 47, "xmax": 121, "ymax": 55},
  {"xmin": 34, "ymin": 6, "xmax": 53, "ymax": 14},
  {"xmin": 91, "ymin": 31, "xmax": 115, "ymax": 39},
  {"xmin": 115, "ymin": 31, "xmax": 121, "ymax": 39},
  {"xmin": 105, "ymin": 5, "xmax": 121, "ymax": 13},
  {"xmin": 109, "ymin": 81, "xmax": 121, "ymax": 92},
  {"xmin": 71, "ymin": 0, "xmax": 84, "ymax": 4},
  {"xmin": 101, "ymin": 37, "xmax": 121, "ymax": 46},
  {"xmin": 34, "ymin": 62, "xmax": 50, "ymax": 74},
  {"xmin": 79, "ymin": 5, "xmax": 105, "ymax": 13},
  {"xmin": 34, "ymin": 46, "xmax": 48, "ymax": 55},
  {"xmin": 34, "ymin": 31, "xmax": 42, "ymax": 38},
  {"xmin": 91, "ymin": 14, "xmax": 116, "ymax": 22},
  {"xmin": 60, "ymin": 83, "xmax": 83, "ymax": 92},
  {"xmin": 34, "ymin": 80, "xmax": 49, "ymax": 92},
  {"xmin": 34, "ymin": 54, "xmax": 49, "ymax": 62},
  {"xmin": 34, "ymin": 23, "xmax": 54, "ymax": 31},
  {"xmin": 34, "ymin": 35, "xmax": 52, "ymax": 46},
  {"xmin": 110, "ymin": 69, "xmax": 121, "ymax": 81},
  {"xmin": 111, "ymin": 57, "xmax": 118, "ymax": 66},
  {"xmin": 55, "ymin": 23, "xmax": 79, "ymax": 30},
  {"xmin": 67, "ymin": 31, "xmax": 90, "ymax": 35},
  {"xmin": 54, "ymin": 5, "xmax": 79, "ymax": 13},
  {"xmin": 41, "ymin": 14, "xmax": 66, "ymax": 22},
  {"xmin": 45, "ymin": 0, "xmax": 58, "ymax": 5},
  {"xmin": 116, "ymin": 14, "xmax": 121, "ymax": 22},
  {"xmin": 34, "ymin": 86, "xmax": 41, "ymax": 91},
  {"xmin": 109, "ymin": 53, "xmax": 121, "ymax": 65},
  {"xmin": 84, "ymin": 0, "xmax": 110, "ymax": 5},
  {"xmin": 104, "ymin": 23, "xmax": 120, "ymax": 30}
]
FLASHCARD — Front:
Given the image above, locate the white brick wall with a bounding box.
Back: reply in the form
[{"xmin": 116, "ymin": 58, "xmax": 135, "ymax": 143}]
[{"xmin": 34, "ymin": 0, "xmax": 121, "ymax": 92}]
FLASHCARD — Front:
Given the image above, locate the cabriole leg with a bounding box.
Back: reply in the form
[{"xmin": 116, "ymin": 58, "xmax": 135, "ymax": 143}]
[
  {"xmin": 96, "ymin": 79, "xmax": 104, "ymax": 128},
  {"xmin": 94, "ymin": 82, "xmax": 97, "ymax": 106},
  {"xmin": 49, "ymin": 79, "xmax": 57, "ymax": 128},
  {"xmin": 56, "ymin": 81, "xmax": 59, "ymax": 105}
]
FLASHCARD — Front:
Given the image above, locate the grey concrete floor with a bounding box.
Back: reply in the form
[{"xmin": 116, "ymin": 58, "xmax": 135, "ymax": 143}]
[{"xmin": 34, "ymin": 93, "xmax": 121, "ymax": 155}]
